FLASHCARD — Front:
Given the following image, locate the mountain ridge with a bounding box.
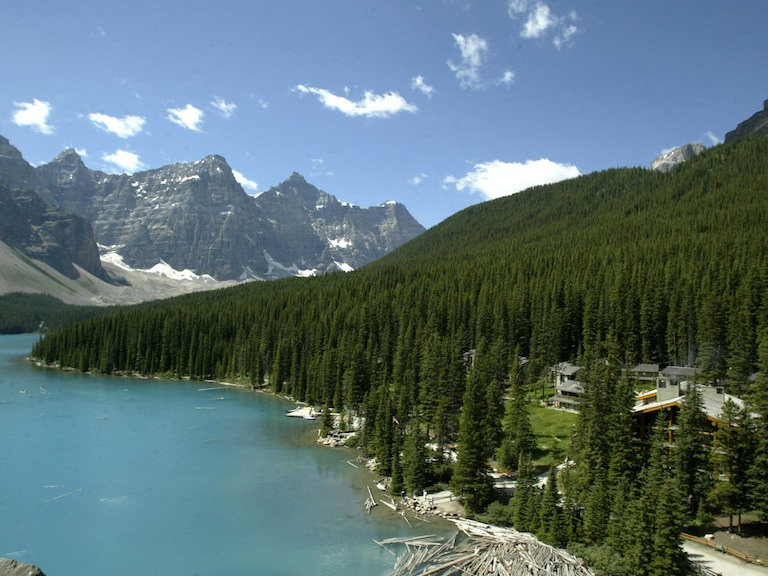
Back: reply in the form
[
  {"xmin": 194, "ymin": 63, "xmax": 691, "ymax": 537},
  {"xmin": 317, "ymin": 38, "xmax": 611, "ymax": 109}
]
[{"xmin": 0, "ymin": 138, "xmax": 425, "ymax": 283}]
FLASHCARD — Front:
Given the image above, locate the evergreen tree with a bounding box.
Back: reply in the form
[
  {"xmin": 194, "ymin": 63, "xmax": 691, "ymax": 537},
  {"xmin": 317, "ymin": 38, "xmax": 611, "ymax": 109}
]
[
  {"xmin": 511, "ymin": 452, "xmax": 539, "ymax": 531},
  {"xmin": 748, "ymin": 328, "xmax": 768, "ymax": 519},
  {"xmin": 496, "ymin": 360, "xmax": 535, "ymax": 471},
  {"xmin": 402, "ymin": 418, "xmax": 429, "ymax": 495},
  {"xmin": 451, "ymin": 367, "xmax": 494, "ymax": 513},
  {"xmin": 320, "ymin": 403, "xmax": 333, "ymax": 437},
  {"xmin": 673, "ymin": 381, "xmax": 713, "ymax": 519},
  {"xmin": 390, "ymin": 432, "xmax": 404, "ymax": 495},
  {"xmin": 607, "ymin": 371, "xmax": 640, "ymax": 492},
  {"xmin": 707, "ymin": 399, "xmax": 753, "ymax": 532},
  {"xmin": 648, "ymin": 475, "xmax": 687, "ymax": 576},
  {"xmin": 537, "ymin": 465, "xmax": 564, "ymax": 546},
  {"xmin": 622, "ymin": 471, "xmax": 653, "ymax": 576},
  {"xmin": 582, "ymin": 471, "xmax": 608, "ymax": 545}
]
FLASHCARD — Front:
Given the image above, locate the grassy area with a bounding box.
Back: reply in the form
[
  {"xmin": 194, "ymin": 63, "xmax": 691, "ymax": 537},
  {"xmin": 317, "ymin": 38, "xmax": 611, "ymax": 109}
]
[{"xmin": 530, "ymin": 404, "xmax": 578, "ymax": 468}]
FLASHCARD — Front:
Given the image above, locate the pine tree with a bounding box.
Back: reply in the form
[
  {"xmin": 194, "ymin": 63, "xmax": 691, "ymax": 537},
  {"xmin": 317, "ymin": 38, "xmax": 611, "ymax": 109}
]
[
  {"xmin": 451, "ymin": 367, "xmax": 494, "ymax": 513},
  {"xmin": 582, "ymin": 471, "xmax": 608, "ymax": 545},
  {"xmin": 512, "ymin": 452, "xmax": 538, "ymax": 531},
  {"xmin": 607, "ymin": 372, "xmax": 640, "ymax": 492},
  {"xmin": 673, "ymin": 381, "xmax": 713, "ymax": 519},
  {"xmin": 496, "ymin": 360, "xmax": 535, "ymax": 471},
  {"xmin": 537, "ymin": 465, "xmax": 564, "ymax": 546},
  {"xmin": 402, "ymin": 419, "xmax": 429, "ymax": 495},
  {"xmin": 748, "ymin": 328, "xmax": 768, "ymax": 519},
  {"xmin": 390, "ymin": 432, "xmax": 404, "ymax": 495},
  {"xmin": 649, "ymin": 475, "xmax": 687, "ymax": 576},
  {"xmin": 320, "ymin": 403, "xmax": 333, "ymax": 437},
  {"xmin": 707, "ymin": 398, "xmax": 753, "ymax": 532}
]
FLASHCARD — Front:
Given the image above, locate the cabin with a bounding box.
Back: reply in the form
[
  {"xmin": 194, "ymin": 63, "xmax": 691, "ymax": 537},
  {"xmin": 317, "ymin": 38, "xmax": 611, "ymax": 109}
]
[
  {"xmin": 626, "ymin": 363, "xmax": 660, "ymax": 389},
  {"xmin": 548, "ymin": 362, "xmax": 584, "ymax": 411}
]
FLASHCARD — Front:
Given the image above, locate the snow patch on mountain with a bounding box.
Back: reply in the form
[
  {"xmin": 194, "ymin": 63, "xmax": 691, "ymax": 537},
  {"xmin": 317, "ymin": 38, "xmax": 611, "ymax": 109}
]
[
  {"xmin": 329, "ymin": 237, "xmax": 352, "ymax": 248},
  {"xmin": 101, "ymin": 250, "xmax": 215, "ymax": 281},
  {"xmin": 264, "ymin": 251, "xmax": 318, "ymax": 278},
  {"xmin": 334, "ymin": 261, "xmax": 354, "ymax": 273}
]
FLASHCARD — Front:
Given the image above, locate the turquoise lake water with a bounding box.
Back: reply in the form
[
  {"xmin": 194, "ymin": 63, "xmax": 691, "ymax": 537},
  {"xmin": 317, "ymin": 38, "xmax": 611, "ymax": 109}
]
[{"xmin": 0, "ymin": 334, "xmax": 449, "ymax": 575}]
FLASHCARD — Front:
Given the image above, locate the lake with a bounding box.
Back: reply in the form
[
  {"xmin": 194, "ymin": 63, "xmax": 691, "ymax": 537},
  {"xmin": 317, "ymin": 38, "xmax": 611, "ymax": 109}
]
[{"xmin": 0, "ymin": 334, "xmax": 449, "ymax": 575}]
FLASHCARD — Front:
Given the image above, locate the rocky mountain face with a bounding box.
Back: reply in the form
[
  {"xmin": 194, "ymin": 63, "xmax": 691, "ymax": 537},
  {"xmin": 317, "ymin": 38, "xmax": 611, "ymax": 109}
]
[
  {"xmin": 0, "ymin": 557, "xmax": 47, "ymax": 576},
  {"xmin": 0, "ymin": 137, "xmax": 426, "ymax": 282},
  {"xmin": 725, "ymin": 99, "xmax": 768, "ymax": 143},
  {"xmin": 0, "ymin": 183, "xmax": 106, "ymax": 280},
  {"xmin": 650, "ymin": 143, "xmax": 706, "ymax": 173}
]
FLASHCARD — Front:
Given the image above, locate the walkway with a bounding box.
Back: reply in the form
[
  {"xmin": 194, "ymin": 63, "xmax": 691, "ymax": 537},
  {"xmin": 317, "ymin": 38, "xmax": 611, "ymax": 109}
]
[{"xmin": 684, "ymin": 540, "xmax": 768, "ymax": 576}]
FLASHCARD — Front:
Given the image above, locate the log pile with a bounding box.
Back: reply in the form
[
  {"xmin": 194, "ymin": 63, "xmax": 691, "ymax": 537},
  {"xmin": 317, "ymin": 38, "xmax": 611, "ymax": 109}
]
[{"xmin": 385, "ymin": 518, "xmax": 596, "ymax": 576}]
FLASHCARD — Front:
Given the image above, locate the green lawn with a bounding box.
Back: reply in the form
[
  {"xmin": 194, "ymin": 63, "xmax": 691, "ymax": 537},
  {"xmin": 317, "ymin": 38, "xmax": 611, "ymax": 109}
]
[{"xmin": 529, "ymin": 403, "xmax": 578, "ymax": 468}]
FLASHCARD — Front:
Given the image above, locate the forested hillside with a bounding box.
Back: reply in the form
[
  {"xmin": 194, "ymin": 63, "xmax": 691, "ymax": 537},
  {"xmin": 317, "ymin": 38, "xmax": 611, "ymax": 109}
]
[
  {"xmin": 31, "ymin": 136, "xmax": 768, "ymax": 574},
  {"xmin": 34, "ymin": 136, "xmax": 768, "ymax": 390},
  {"xmin": 0, "ymin": 292, "xmax": 110, "ymax": 333}
]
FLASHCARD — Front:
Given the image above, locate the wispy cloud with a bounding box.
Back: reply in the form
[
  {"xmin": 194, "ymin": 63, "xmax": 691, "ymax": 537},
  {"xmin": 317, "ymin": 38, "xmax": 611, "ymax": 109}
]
[
  {"xmin": 232, "ymin": 169, "xmax": 258, "ymax": 192},
  {"xmin": 12, "ymin": 99, "xmax": 54, "ymax": 134},
  {"xmin": 704, "ymin": 130, "xmax": 721, "ymax": 146},
  {"xmin": 88, "ymin": 113, "xmax": 145, "ymax": 138},
  {"xmin": 498, "ymin": 70, "xmax": 515, "ymax": 86},
  {"xmin": 167, "ymin": 104, "xmax": 204, "ymax": 131},
  {"xmin": 444, "ymin": 158, "xmax": 580, "ymax": 200},
  {"xmin": 211, "ymin": 96, "xmax": 237, "ymax": 118},
  {"xmin": 411, "ymin": 75, "xmax": 435, "ymax": 98},
  {"xmin": 310, "ymin": 158, "xmax": 335, "ymax": 177},
  {"xmin": 447, "ymin": 33, "xmax": 488, "ymax": 89},
  {"xmin": 508, "ymin": 1, "xmax": 580, "ymax": 49},
  {"xmin": 102, "ymin": 149, "xmax": 145, "ymax": 174},
  {"xmin": 294, "ymin": 85, "xmax": 417, "ymax": 118},
  {"xmin": 409, "ymin": 173, "xmax": 429, "ymax": 186}
]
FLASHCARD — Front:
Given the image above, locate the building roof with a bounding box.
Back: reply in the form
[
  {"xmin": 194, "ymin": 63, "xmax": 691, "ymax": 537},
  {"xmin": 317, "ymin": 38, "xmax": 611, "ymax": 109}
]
[
  {"xmin": 553, "ymin": 362, "xmax": 582, "ymax": 377},
  {"xmin": 556, "ymin": 381, "xmax": 584, "ymax": 395},
  {"xmin": 660, "ymin": 366, "xmax": 700, "ymax": 379},
  {"xmin": 633, "ymin": 387, "xmax": 747, "ymax": 422},
  {"xmin": 549, "ymin": 395, "xmax": 581, "ymax": 406},
  {"xmin": 629, "ymin": 363, "xmax": 660, "ymax": 374}
]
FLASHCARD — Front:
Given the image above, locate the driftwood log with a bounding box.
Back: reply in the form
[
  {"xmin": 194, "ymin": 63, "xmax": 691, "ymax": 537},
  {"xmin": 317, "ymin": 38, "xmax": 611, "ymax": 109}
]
[{"xmin": 385, "ymin": 518, "xmax": 596, "ymax": 576}]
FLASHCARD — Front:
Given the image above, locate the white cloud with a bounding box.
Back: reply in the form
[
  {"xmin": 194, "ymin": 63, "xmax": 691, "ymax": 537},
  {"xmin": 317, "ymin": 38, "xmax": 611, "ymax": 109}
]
[
  {"xmin": 88, "ymin": 113, "xmax": 145, "ymax": 138},
  {"xmin": 211, "ymin": 96, "xmax": 237, "ymax": 118},
  {"xmin": 167, "ymin": 104, "xmax": 204, "ymax": 131},
  {"xmin": 521, "ymin": 2, "xmax": 555, "ymax": 38},
  {"xmin": 409, "ymin": 173, "xmax": 428, "ymax": 186},
  {"xmin": 444, "ymin": 158, "xmax": 580, "ymax": 200},
  {"xmin": 232, "ymin": 169, "xmax": 258, "ymax": 191},
  {"xmin": 411, "ymin": 75, "xmax": 435, "ymax": 97},
  {"xmin": 310, "ymin": 158, "xmax": 335, "ymax": 177},
  {"xmin": 102, "ymin": 149, "xmax": 145, "ymax": 173},
  {"xmin": 508, "ymin": 1, "xmax": 580, "ymax": 49},
  {"xmin": 704, "ymin": 130, "xmax": 721, "ymax": 146},
  {"xmin": 12, "ymin": 99, "xmax": 54, "ymax": 134},
  {"xmin": 447, "ymin": 33, "xmax": 488, "ymax": 89},
  {"xmin": 498, "ymin": 70, "xmax": 516, "ymax": 86},
  {"xmin": 294, "ymin": 85, "xmax": 417, "ymax": 118},
  {"xmin": 554, "ymin": 23, "xmax": 579, "ymax": 49}
]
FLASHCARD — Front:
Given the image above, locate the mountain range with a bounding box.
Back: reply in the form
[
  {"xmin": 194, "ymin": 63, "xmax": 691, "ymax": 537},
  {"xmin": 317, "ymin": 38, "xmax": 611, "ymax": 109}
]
[
  {"xmin": 0, "ymin": 137, "xmax": 424, "ymax": 303},
  {"xmin": 2, "ymin": 99, "xmax": 766, "ymax": 307}
]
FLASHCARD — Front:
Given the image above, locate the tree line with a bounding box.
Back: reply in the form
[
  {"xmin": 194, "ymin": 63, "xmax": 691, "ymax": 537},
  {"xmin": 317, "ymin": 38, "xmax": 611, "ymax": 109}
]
[{"xmin": 31, "ymin": 136, "xmax": 768, "ymax": 575}]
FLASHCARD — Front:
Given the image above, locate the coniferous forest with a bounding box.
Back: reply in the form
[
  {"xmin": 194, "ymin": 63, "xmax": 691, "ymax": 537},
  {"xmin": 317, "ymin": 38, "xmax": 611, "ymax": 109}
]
[{"xmin": 32, "ymin": 136, "xmax": 768, "ymax": 575}]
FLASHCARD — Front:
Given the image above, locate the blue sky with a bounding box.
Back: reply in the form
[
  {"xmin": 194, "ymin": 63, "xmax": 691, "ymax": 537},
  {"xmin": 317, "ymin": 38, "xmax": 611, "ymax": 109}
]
[{"xmin": 2, "ymin": 1, "xmax": 766, "ymax": 228}]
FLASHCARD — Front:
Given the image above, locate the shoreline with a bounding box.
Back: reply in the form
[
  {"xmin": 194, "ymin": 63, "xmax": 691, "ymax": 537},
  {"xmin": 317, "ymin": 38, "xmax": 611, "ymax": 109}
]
[{"xmin": 29, "ymin": 354, "xmax": 466, "ymax": 524}]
